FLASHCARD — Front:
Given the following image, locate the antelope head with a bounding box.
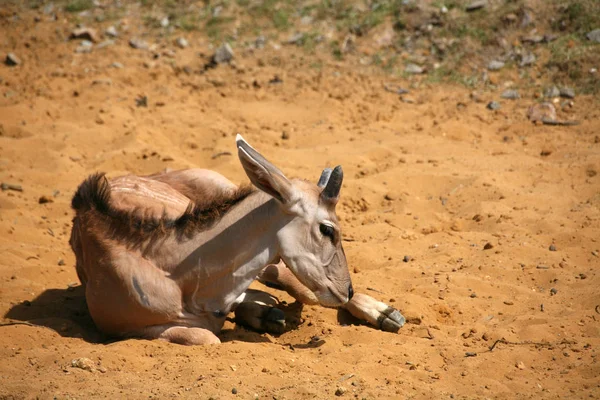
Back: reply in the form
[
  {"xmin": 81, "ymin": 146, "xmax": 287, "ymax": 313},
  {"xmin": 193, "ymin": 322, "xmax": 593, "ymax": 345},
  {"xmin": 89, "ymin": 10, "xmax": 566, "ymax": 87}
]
[{"xmin": 236, "ymin": 134, "xmax": 353, "ymax": 307}]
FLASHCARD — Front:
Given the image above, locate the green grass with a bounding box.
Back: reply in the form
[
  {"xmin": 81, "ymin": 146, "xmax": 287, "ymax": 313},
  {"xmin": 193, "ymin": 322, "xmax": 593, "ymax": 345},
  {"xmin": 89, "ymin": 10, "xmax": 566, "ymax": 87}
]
[
  {"xmin": 206, "ymin": 15, "xmax": 236, "ymax": 38},
  {"xmin": 546, "ymin": 33, "xmax": 599, "ymax": 93},
  {"xmin": 315, "ymin": 0, "xmax": 406, "ymax": 35},
  {"xmin": 552, "ymin": 1, "xmax": 600, "ymax": 35},
  {"xmin": 65, "ymin": 0, "xmax": 93, "ymax": 12},
  {"xmin": 245, "ymin": 0, "xmax": 295, "ymax": 31}
]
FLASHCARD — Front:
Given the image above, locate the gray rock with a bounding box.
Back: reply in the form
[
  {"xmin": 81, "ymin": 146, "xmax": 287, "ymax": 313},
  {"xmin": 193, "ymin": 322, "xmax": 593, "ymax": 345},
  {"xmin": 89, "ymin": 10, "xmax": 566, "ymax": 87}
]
[
  {"xmin": 160, "ymin": 17, "xmax": 169, "ymax": 28},
  {"xmin": 43, "ymin": 2, "xmax": 54, "ymax": 14},
  {"xmin": 544, "ymin": 86, "xmax": 560, "ymax": 98},
  {"xmin": 466, "ymin": 0, "xmax": 487, "ymax": 12},
  {"xmin": 487, "ymin": 101, "xmax": 501, "ymax": 110},
  {"xmin": 105, "ymin": 26, "xmax": 118, "ymax": 38},
  {"xmin": 586, "ymin": 29, "xmax": 600, "ymax": 43},
  {"xmin": 487, "ymin": 60, "xmax": 505, "ymax": 71},
  {"xmin": 213, "ymin": 43, "xmax": 234, "ymax": 64},
  {"xmin": 300, "ymin": 15, "xmax": 313, "ymax": 25},
  {"xmin": 286, "ymin": 32, "xmax": 305, "ymax": 45},
  {"xmin": 75, "ymin": 40, "xmax": 93, "ymax": 53},
  {"xmin": 559, "ymin": 87, "xmax": 575, "ymax": 99},
  {"xmin": 405, "ymin": 63, "xmax": 424, "ymax": 74},
  {"xmin": 501, "ymin": 89, "xmax": 520, "ymax": 100},
  {"xmin": 96, "ymin": 40, "xmax": 115, "ymax": 49},
  {"xmin": 255, "ymin": 35, "xmax": 266, "ymax": 49},
  {"xmin": 5, "ymin": 53, "xmax": 21, "ymax": 66},
  {"xmin": 522, "ymin": 35, "xmax": 543, "ymax": 44},
  {"xmin": 110, "ymin": 62, "xmax": 124, "ymax": 69},
  {"xmin": 71, "ymin": 358, "xmax": 95, "ymax": 372},
  {"xmin": 520, "ymin": 10, "xmax": 534, "ymax": 28},
  {"xmin": 175, "ymin": 37, "xmax": 189, "ymax": 49},
  {"xmin": 527, "ymin": 102, "xmax": 556, "ymax": 122},
  {"xmin": 129, "ymin": 38, "xmax": 149, "ymax": 50},
  {"xmin": 519, "ymin": 52, "xmax": 536, "ymax": 67},
  {"xmin": 70, "ymin": 27, "xmax": 99, "ymax": 43}
]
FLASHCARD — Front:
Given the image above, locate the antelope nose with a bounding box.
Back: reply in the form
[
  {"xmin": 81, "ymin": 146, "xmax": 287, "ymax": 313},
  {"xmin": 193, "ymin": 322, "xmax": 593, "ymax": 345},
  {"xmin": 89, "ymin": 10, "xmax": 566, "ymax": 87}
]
[{"xmin": 348, "ymin": 284, "xmax": 354, "ymax": 300}]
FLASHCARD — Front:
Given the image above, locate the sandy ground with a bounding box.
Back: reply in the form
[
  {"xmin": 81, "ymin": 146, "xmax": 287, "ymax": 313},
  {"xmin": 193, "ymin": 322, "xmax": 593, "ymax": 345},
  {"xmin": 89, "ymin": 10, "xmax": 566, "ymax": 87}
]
[{"xmin": 1, "ymin": 6, "xmax": 600, "ymax": 400}]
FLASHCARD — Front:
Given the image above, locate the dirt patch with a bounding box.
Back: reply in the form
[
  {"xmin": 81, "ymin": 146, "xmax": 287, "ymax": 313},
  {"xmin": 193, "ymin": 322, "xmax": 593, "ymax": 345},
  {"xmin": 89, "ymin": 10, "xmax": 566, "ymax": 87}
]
[{"xmin": 1, "ymin": 1, "xmax": 599, "ymax": 399}]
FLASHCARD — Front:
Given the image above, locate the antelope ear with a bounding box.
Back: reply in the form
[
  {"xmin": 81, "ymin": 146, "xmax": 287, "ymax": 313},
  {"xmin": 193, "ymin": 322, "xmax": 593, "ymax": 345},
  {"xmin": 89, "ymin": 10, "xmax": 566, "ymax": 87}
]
[{"xmin": 236, "ymin": 134, "xmax": 295, "ymax": 204}]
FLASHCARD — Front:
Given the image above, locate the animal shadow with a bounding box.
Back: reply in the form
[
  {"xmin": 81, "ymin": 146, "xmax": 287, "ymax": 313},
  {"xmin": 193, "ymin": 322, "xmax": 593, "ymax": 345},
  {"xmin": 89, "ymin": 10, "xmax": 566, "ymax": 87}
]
[
  {"xmin": 4, "ymin": 285, "xmax": 106, "ymax": 343},
  {"xmin": 5, "ymin": 286, "xmax": 308, "ymax": 345}
]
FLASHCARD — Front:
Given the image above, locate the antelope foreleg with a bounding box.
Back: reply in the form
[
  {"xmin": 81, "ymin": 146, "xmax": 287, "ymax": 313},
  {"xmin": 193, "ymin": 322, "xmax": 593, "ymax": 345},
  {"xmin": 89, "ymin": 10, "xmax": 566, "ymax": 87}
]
[{"xmin": 258, "ymin": 261, "xmax": 405, "ymax": 332}]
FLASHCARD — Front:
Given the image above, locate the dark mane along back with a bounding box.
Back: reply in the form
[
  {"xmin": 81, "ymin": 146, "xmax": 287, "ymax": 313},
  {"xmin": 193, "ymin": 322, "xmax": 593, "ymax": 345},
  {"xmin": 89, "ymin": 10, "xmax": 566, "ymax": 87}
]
[{"xmin": 71, "ymin": 173, "xmax": 255, "ymax": 246}]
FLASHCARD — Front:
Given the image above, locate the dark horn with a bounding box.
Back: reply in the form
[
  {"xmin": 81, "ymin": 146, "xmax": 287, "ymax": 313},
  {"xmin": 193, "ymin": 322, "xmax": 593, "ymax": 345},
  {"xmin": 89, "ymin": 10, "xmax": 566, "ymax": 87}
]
[
  {"xmin": 321, "ymin": 165, "xmax": 343, "ymax": 201},
  {"xmin": 317, "ymin": 168, "xmax": 333, "ymax": 188}
]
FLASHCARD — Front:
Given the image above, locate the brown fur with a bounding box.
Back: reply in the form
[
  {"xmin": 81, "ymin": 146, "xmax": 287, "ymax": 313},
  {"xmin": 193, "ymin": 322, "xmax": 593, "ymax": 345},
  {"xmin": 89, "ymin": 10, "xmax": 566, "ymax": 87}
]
[{"xmin": 71, "ymin": 172, "xmax": 255, "ymax": 248}]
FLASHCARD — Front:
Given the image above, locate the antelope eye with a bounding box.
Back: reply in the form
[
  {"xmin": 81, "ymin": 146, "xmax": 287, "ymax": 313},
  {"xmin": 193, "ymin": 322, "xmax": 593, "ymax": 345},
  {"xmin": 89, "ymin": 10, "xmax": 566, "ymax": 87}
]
[{"xmin": 319, "ymin": 224, "xmax": 335, "ymax": 239}]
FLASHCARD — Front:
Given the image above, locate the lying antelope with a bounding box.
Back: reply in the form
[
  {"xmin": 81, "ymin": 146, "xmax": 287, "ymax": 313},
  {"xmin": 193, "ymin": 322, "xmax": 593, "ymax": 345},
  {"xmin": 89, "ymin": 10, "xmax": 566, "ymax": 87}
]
[{"xmin": 69, "ymin": 135, "xmax": 405, "ymax": 345}]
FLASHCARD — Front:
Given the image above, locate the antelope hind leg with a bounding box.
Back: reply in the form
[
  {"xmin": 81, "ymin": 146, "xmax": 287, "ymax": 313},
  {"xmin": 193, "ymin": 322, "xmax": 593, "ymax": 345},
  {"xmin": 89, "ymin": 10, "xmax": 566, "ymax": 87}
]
[
  {"xmin": 139, "ymin": 325, "xmax": 221, "ymax": 345},
  {"xmin": 233, "ymin": 289, "xmax": 286, "ymax": 334},
  {"xmin": 259, "ymin": 261, "xmax": 405, "ymax": 332}
]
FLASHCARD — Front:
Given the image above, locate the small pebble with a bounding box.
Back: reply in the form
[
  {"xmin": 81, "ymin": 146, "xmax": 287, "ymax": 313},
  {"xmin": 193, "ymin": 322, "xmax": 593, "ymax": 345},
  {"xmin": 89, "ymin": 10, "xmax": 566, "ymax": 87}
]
[
  {"xmin": 403, "ymin": 255, "xmax": 411, "ymax": 263},
  {"xmin": 232, "ymin": 388, "xmax": 238, "ymax": 395},
  {"xmin": 465, "ymin": 352, "xmax": 477, "ymax": 357},
  {"xmin": 129, "ymin": 38, "xmax": 149, "ymax": 50},
  {"xmin": 5, "ymin": 53, "xmax": 21, "ymax": 66},
  {"xmin": 71, "ymin": 358, "xmax": 95, "ymax": 372},
  {"xmin": 486, "ymin": 101, "xmax": 501, "ymax": 111},
  {"xmin": 550, "ymin": 288, "xmax": 557, "ymax": 296},
  {"xmin": 483, "ymin": 243, "xmax": 494, "ymax": 250},
  {"xmin": 470, "ymin": 293, "xmax": 477, "ymax": 298},
  {"xmin": 501, "ymin": 89, "xmax": 520, "ymax": 100},
  {"xmin": 38, "ymin": 195, "xmax": 53, "ymax": 204},
  {"xmin": 1, "ymin": 183, "xmax": 23, "ymax": 192},
  {"xmin": 487, "ymin": 60, "xmax": 504, "ymax": 71},
  {"xmin": 405, "ymin": 63, "xmax": 424, "ymax": 74},
  {"xmin": 544, "ymin": 86, "xmax": 560, "ymax": 98},
  {"xmin": 466, "ymin": 0, "xmax": 487, "ymax": 12},
  {"xmin": 175, "ymin": 37, "xmax": 189, "ymax": 49},
  {"xmin": 58, "ymin": 259, "xmax": 66, "ymax": 266},
  {"xmin": 105, "ymin": 26, "xmax": 118, "ymax": 38},
  {"xmin": 213, "ymin": 43, "xmax": 234, "ymax": 64},
  {"xmin": 587, "ymin": 29, "xmax": 600, "ymax": 43},
  {"xmin": 559, "ymin": 87, "xmax": 575, "ymax": 99},
  {"xmin": 516, "ymin": 361, "xmax": 526, "ymax": 370},
  {"xmin": 519, "ymin": 52, "xmax": 536, "ymax": 67},
  {"xmin": 70, "ymin": 27, "xmax": 99, "ymax": 43},
  {"xmin": 549, "ymin": 244, "xmax": 557, "ymax": 251},
  {"xmin": 528, "ymin": 102, "xmax": 557, "ymax": 122},
  {"xmin": 335, "ymin": 386, "xmax": 347, "ymax": 396}
]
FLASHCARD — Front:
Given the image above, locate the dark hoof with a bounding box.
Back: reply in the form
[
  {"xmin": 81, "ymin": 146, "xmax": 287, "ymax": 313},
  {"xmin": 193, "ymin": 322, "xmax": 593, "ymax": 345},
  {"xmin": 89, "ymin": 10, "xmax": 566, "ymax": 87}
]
[
  {"xmin": 263, "ymin": 307, "xmax": 286, "ymax": 334},
  {"xmin": 377, "ymin": 307, "xmax": 406, "ymax": 333}
]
